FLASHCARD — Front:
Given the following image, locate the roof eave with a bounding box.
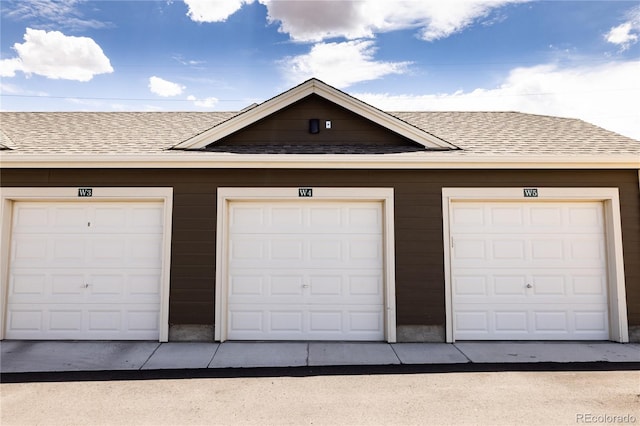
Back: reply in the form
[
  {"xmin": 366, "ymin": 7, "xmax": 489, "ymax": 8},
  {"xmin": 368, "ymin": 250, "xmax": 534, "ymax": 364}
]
[{"xmin": 1, "ymin": 153, "xmax": 638, "ymax": 169}]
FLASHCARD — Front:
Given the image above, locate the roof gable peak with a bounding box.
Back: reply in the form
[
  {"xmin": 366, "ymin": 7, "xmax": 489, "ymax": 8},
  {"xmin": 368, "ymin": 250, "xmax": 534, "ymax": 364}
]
[{"xmin": 172, "ymin": 78, "xmax": 458, "ymax": 151}]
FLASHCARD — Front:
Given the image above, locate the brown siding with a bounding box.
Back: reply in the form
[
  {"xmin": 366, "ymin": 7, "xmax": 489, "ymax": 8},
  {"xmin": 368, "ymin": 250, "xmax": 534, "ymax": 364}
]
[
  {"xmin": 213, "ymin": 95, "xmax": 419, "ymax": 147},
  {"xmin": 1, "ymin": 168, "xmax": 639, "ymax": 329}
]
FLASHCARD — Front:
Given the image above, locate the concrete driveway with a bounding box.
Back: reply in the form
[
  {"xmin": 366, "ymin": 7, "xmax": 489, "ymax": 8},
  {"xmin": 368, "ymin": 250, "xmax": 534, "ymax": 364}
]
[
  {"xmin": 2, "ymin": 341, "xmax": 639, "ymax": 373},
  {"xmin": 2, "ymin": 341, "xmax": 638, "ymax": 425},
  {"xmin": 2, "ymin": 370, "xmax": 638, "ymax": 425}
]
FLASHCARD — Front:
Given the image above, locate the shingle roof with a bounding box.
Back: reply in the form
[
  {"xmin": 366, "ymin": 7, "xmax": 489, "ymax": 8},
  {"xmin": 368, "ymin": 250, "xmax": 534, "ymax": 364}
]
[
  {"xmin": 0, "ymin": 112, "xmax": 235, "ymax": 155},
  {"xmin": 392, "ymin": 111, "xmax": 640, "ymax": 156},
  {"xmin": 0, "ymin": 110, "xmax": 638, "ymax": 158}
]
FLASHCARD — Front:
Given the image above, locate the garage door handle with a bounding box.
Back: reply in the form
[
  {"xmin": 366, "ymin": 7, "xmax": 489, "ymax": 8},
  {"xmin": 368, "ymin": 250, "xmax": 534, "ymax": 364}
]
[
  {"xmin": 526, "ymin": 284, "xmax": 532, "ymax": 288},
  {"xmin": 83, "ymin": 283, "xmax": 90, "ymax": 288}
]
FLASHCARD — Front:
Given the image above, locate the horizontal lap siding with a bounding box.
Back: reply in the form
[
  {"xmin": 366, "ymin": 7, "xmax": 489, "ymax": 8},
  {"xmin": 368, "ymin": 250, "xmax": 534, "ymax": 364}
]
[
  {"xmin": 215, "ymin": 95, "xmax": 415, "ymax": 147},
  {"xmin": 1, "ymin": 168, "xmax": 638, "ymax": 328}
]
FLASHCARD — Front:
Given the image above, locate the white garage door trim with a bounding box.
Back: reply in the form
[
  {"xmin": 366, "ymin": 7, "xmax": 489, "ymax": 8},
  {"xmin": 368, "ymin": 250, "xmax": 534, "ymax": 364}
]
[
  {"xmin": 0, "ymin": 187, "xmax": 173, "ymax": 342},
  {"xmin": 215, "ymin": 188, "xmax": 396, "ymax": 342},
  {"xmin": 442, "ymin": 187, "xmax": 628, "ymax": 343}
]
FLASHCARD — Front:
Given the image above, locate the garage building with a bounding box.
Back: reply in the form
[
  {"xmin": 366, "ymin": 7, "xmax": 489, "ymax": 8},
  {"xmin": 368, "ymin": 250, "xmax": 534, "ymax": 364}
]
[{"xmin": 1, "ymin": 79, "xmax": 638, "ymax": 343}]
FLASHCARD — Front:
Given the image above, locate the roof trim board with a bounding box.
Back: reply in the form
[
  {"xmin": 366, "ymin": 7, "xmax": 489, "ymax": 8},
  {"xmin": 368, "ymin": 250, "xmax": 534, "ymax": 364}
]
[
  {"xmin": 2, "ymin": 153, "xmax": 638, "ymax": 169},
  {"xmin": 0, "ymin": 130, "xmax": 15, "ymax": 150},
  {"xmin": 171, "ymin": 78, "xmax": 459, "ymax": 151}
]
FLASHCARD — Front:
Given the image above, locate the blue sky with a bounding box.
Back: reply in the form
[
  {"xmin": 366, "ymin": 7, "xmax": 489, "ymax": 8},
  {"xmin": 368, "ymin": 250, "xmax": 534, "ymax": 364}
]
[{"xmin": 1, "ymin": 0, "xmax": 639, "ymax": 139}]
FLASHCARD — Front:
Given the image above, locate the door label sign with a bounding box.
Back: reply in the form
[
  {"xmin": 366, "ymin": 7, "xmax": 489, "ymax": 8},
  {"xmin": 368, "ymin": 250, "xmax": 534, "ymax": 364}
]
[
  {"xmin": 78, "ymin": 188, "xmax": 93, "ymax": 197},
  {"xmin": 523, "ymin": 188, "xmax": 538, "ymax": 198},
  {"xmin": 298, "ymin": 188, "xmax": 313, "ymax": 197}
]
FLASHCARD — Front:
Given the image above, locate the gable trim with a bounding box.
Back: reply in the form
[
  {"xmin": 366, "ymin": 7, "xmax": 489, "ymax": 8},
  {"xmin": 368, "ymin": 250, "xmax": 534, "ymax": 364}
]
[
  {"xmin": 172, "ymin": 79, "xmax": 458, "ymax": 151},
  {"xmin": 0, "ymin": 129, "xmax": 15, "ymax": 150}
]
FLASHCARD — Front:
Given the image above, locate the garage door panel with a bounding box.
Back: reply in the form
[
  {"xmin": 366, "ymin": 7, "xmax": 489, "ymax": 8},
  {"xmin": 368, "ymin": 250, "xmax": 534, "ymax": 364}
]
[
  {"xmin": 455, "ymin": 304, "xmax": 609, "ymax": 340},
  {"xmin": 572, "ymin": 274, "xmax": 607, "ymax": 295},
  {"xmin": 529, "ymin": 275, "xmax": 566, "ymax": 295},
  {"xmin": 7, "ymin": 309, "xmax": 44, "ymax": 333},
  {"xmin": 228, "ymin": 305, "xmax": 383, "ymax": 340},
  {"xmin": 453, "ymin": 203, "xmax": 604, "ymax": 233},
  {"xmin": 454, "ymin": 269, "xmax": 607, "ymax": 302},
  {"xmin": 454, "ymin": 275, "xmax": 489, "ymax": 296},
  {"xmin": 573, "ymin": 310, "xmax": 608, "ymax": 334},
  {"xmin": 52, "ymin": 274, "xmax": 86, "ymax": 297},
  {"xmin": 230, "ymin": 269, "xmax": 382, "ymax": 305},
  {"xmin": 127, "ymin": 237, "xmax": 164, "ymax": 265},
  {"xmin": 271, "ymin": 311, "xmax": 304, "ymax": 332},
  {"xmin": 492, "ymin": 239, "xmax": 526, "ymax": 260},
  {"xmin": 11, "ymin": 236, "xmax": 163, "ymax": 269},
  {"xmin": 493, "ymin": 275, "xmax": 528, "ymax": 296},
  {"xmin": 231, "ymin": 238, "xmax": 380, "ymax": 268},
  {"xmin": 7, "ymin": 201, "xmax": 164, "ymax": 340},
  {"xmin": 50, "ymin": 310, "xmax": 84, "ymax": 331},
  {"xmin": 310, "ymin": 239, "xmax": 342, "ymax": 261},
  {"xmin": 271, "ymin": 239, "xmax": 304, "ymax": 260},
  {"xmin": 227, "ymin": 200, "xmax": 384, "ymax": 341},
  {"xmin": 451, "ymin": 201, "xmax": 609, "ymax": 340},
  {"xmin": 495, "ymin": 311, "xmax": 529, "ymax": 332},
  {"xmin": 567, "ymin": 205, "xmax": 603, "ymax": 228},
  {"xmin": 349, "ymin": 274, "xmax": 383, "ymax": 296},
  {"xmin": 11, "ymin": 237, "xmax": 49, "ymax": 265},
  {"xmin": 454, "ymin": 237, "xmax": 605, "ymax": 266},
  {"xmin": 309, "ymin": 207, "xmax": 342, "ymax": 227},
  {"xmin": 230, "ymin": 203, "xmax": 382, "ymax": 233},
  {"xmin": 91, "ymin": 236, "xmax": 163, "ymax": 267},
  {"xmin": 271, "ymin": 275, "xmax": 304, "ymax": 296},
  {"xmin": 14, "ymin": 204, "xmax": 85, "ymax": 234},
  {"xmin": 9, "ymin": 269, "xmax": 161, "ymax": 304},
  {"xmin": 6, "ymin": 303, "xmax": 160, "ymax": 339},
  {"xmin": 533, "ymin": 311, "xmax": 568, "ymax": 332}
]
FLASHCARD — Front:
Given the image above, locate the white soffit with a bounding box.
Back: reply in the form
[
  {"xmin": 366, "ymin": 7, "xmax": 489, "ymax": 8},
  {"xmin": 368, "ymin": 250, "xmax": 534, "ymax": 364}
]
[{"xmin": 171, "ymin": 78, "xmax": 458, "ymax": 151}]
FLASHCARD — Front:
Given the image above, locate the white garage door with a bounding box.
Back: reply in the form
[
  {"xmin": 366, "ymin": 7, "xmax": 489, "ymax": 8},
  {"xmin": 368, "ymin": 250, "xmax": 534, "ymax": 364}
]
[
  {"xmin": 227, "ymin": 201, "xmax": 384, "ymax": 340},
  {"xmin": 451, "ymin": 201, "xmax": 609, "ymax": 340},
  {"xmin": 6, "ymin": 201, "xmax": 164, "ymax": 340}
]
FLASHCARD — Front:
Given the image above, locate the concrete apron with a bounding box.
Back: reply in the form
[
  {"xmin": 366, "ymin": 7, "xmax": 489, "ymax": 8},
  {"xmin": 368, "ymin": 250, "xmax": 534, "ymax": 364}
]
[{"xmin": 1, "ymin": 341, "xmax": 639, "ymax": 373}]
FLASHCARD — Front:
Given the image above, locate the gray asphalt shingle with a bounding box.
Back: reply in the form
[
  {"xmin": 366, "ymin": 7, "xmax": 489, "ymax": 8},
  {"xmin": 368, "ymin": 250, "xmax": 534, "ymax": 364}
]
[{"xmin": 0, "ymin": 111, "xmax": 638, "ymax": 157}]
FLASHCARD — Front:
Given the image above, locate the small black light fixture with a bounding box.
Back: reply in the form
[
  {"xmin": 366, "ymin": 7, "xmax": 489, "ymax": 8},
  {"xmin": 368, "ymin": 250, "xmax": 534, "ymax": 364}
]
[{"xmin": 309, "ymin": 118, "xmax": 320, "ymax": 134}]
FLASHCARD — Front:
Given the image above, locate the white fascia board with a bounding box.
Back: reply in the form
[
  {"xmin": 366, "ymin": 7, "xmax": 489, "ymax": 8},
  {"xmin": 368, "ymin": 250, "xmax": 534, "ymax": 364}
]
[
  {"xmin": 310, "ymin": 81, "xmax": 456, "ymax": 150},
  {"xmin": 172, "ymin": 79, "xmax": 457, "ymax": 150},
  {"xmin": 1, "ymin": 153, "xmax": 638, "ymax": 169},
  {"xmin": 171, "ymin": 83, "xmax": 315, "ymax": 149}
]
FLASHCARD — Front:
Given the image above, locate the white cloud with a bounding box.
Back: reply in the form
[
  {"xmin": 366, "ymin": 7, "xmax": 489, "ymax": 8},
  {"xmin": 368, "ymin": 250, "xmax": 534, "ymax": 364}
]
[
  {"xmin": 0, "ymin": 58, "xmax": 23, "ymax": 78},
  {"xmin": 355, "ymin": 61, "xmax": 640, "ymax": 140},
  {"xmin": 282, "ymin": 40, "xmax": 410, "ymax": 88},
  {"xmin": 187, "ymin": 95, "xmax": 219, "ymax": 108},
  {"xmin": 0, "ymin": 28, "xmax": 113, "ymax": 81},
  {"xmin": 261, "ymin": 0, "xmax": 525, "ymax": 42},
  {"xmin": 605, "ymin": 5, "xmax": 640, "ymax": 51},
  {"xmin": 148, "ymin": 76, "xmax": 185, "ymax": 97},
  {"xmin": 3, "ymin": 0, "xmax": 111, "ymax": 30},
  {"xmin": 183, "ymin": 0, "xmax": 524, "ymax": 42},
  {"xmin": 183, "ymin": 0, "xmax": 253, "ymax": 22}
]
